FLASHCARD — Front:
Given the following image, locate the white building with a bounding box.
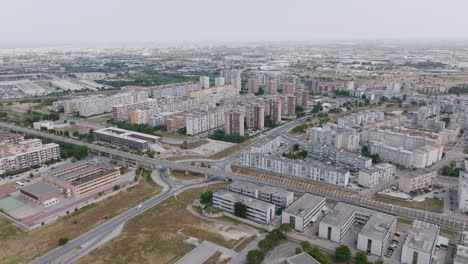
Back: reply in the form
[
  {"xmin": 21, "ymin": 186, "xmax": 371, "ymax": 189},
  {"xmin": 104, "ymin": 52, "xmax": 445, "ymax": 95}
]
[
  {"xmin": 319, "ymin": 202, "xmax": 397, "ymax": 257},
  {"xmin": 358, "ymin": 163, "xmax": 396, "ymax": 188},
  {"xmin": 199, "ymin": 76, "xmax": 210, "ymax": 89},
  {"xmin": 214, "ymin": 77, "xmax": 225, "ymax": 86},
  {"xmin": 212, "ymin": 189, "xmax": 275, "ymax": 224},
  {"xmin": 401, "ymin": 220, "xmax": 439, "ymax": 264},
  {"xmin": 458, "ymin": 172, "xmax": 468, "ymax": 212},
  {"xmin": 185, "ymin": 109, "xmax": 225, "ymax": 136},
  {"xmin": 33, "ymin": 121, "xmax": 55, "ymax": 130},
  {"xmin": 309, "ymin": 124, "xmax": 360, "ymax": 150},
  {"xmin": 229, "ymin": 181, "xmax": 293, "ymax": 207},
  {"xmin": 282, "ymin": 193, "xmax": 326, "ymax": 232}
]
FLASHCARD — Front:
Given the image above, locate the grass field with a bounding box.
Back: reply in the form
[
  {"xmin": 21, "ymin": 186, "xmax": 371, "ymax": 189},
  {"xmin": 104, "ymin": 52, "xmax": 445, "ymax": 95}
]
[
  {"xmin": 159, "ymin": 131, "xmax": 192, "ymax": 140},
  {"xmin": 0, "ymin": 178, "xmax": 161, "ymax": 264},
  {"xmin": 76, "ymin": 183, "xmax": 237, "ymax": 264},
  {"xmin": 168, "ymin": 169, "xmax": 205, "ymax": 181},
  {"xmin": 371, "ymin": 195, "xmax": 444, "ymax": 213}
]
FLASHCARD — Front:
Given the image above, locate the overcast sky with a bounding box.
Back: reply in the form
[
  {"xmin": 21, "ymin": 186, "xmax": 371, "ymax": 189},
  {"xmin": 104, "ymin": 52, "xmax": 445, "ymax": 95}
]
[{"xmin": 1, "ymin": 0, "xmax": 468, "ymax": 46}]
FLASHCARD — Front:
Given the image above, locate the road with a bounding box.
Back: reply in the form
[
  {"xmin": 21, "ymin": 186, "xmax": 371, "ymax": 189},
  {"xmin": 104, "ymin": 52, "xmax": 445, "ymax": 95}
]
[{"xmin": 31, "ymin": 170, "xmax": 221, "ymax": 264}]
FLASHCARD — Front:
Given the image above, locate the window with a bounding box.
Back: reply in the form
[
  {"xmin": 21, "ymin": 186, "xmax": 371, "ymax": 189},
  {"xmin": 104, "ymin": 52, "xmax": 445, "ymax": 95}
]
[{"xmin": 412, "ymin": 251, "xmax": 418, "ymax": 264}]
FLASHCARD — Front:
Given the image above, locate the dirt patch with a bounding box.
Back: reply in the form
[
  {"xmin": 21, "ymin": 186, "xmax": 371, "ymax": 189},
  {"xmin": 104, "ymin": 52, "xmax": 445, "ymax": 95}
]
[{"xmin": 208, "ymin": 138, "xmax": 256, "ymax": 160}]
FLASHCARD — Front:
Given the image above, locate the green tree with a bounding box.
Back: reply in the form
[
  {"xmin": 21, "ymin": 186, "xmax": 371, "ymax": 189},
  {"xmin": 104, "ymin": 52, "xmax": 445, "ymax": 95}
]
[
  {"xmin": 307, "ymin": 246, "xmax": 329, "ymax": 264},
  {"xmin": 200, "ymin": 191, "xmax": 213, "ymax": 204},
  {"xmin": 246, "ymin": 250, "xmax": 265, "ymax": 264},
  {"xmin": 58, "ymin": 237, "xmax": 69, "ymax": 246},
  {"xmin": 234, "ymin": 202, "xmax": 247, "ymax": 218},
  {"xmin": 258, "ymin": 238, "xmax": 274, "ymax": 252},
  {"xmin": 335, "ymin": 245, "xmax": 351, "ymax": 262},
  {"xmin": 375, "ymin": 259, "xmax": 384, "ymax": 264},
  {"xmin": 279, "ymin": 223, "xmax": 292, "ymax": 233},
  {"xmin": 355, "ymin": 252, "xmax": 368, "ymax": 264}
]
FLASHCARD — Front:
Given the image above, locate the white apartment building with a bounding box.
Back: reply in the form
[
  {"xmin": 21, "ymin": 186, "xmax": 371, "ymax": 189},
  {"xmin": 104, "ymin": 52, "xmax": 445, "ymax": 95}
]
[
  {"xmin": 212, "ymin": 189, "xmax": 275, "ymax": 224},
  {"xmin": 214, "ymin": 77, "xmax": 225, "ymax": 86},
  {"xmin": 221, "ymin": 69, "xmax": 242, "ymax": 90},
  {"xmin": 398, "ymin": 169, "xmax": 437, "ymax": 193},
  {"xmin": 458, "ymin": 172, "xmax": 468, "ymax": 212},
  {"xmin": 369, "ymin": 141, "xmax": 443, "ymax": 168},
  {"xmin": 401, "ymin": 220, "xmax": 439, "ymax": 264},
  {"xmin": 358, "ymin": 163, "xmax": 396, "ymax": 188},
  {"xmin": 0, "ymin": 141, "xmax": 60, "ymax": 174},
  {"xmin": 229, "ymin": 181, "xmax": 294, "ymax": 207},
  {"xmin": 185, "ymin": 109, "xmax": 225, "ymax": 136},
  {"xmin": 112, "ymin": 99, "xmax": 158, "ymax": 122},
  {"xmin": 282, "ymin": 193, "xmax": 326, "ymax": 232},
  {"xmin": 337, "ymin": 110, "xmax": 384, "ymax": 127},
  {"xmin": 199, "ymin": 76, "xmax": 210, "ymax": 89},
  {"xmin": 309, "ymin": 124, "xmax": 360, "ymax": 150}
]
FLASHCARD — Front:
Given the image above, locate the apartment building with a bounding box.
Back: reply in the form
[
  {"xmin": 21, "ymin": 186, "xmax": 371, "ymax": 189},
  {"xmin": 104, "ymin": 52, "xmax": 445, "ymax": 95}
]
[
  {"xmin": 401, "ymin": 220, "xmax": 439, "ymax": 264},
  {"xmin": 304, "ymin": 143, "xmax": 372, "ymax": 169},
  {"xmin": 212, "ymin": 189, "xmax": 275, "ymax": 224},
  {"xmin": 362, "ymin": 129, "xmax": 437, "ymax": 150},
  {"xmin": 281, "ymin": 95, "xmax": 296, "ymax": 117},
  {"xmin": 458, "ymin": 172, "xmax": 468, "ymax": 212},
  {"xmin": 220, "ymin": 69, "xmax": 242, "ymax": 91},
  {"xmin": 0, "ymin": 133, "xmax": 23, "ymax": 144},
  {"xmin": 225, "ymin": 110, "xmax": 245, "ymax": 136},
  {"xmin": 369, "ymin": 141, "xmax": 443, "ymax": 168},
  {"xmin": 0, "ymin": 139, "xmax": 60, "ymax": 174},
  {"xmin": 358, "ymin": 163, "xmax": 396, "ymax": 188},
  {"xmin": 214, "ymin": 77, "xmax": 225, "ymax": 86},
  {"xmin": 57, "ymin": 91, "xmax": 148, "ymax": 117},
  {"xmin": 282, "ymin": 193, "xmax": 326, "ymax": 232},
  {"xmin": 337, "ymin": 110, "xmax": 385, "ymax": 127},
  {"xmin": 398, "ymin": 169, "xmax": 437, "ymax": 193},
  {"xmin": 93, "ymin": 127, "xmax": 161, "ymax": 151},
  {"xmin": 199, "ymin": 76, "xmax": 210, "ymax": 89},
  {"xmin": 295, "ymin": 89, "xmax": 308, "ymax": 109},
  {"xmin": 264, "ymin": 98, "xmax": 282, "ymax": 122},
  {"xmin": 112, "ymin": 99, "xmax": 158, "ymax": 122},
  {"xmin": 266, "ymin": 81, "xmax": 278, "ymax": 95},
  {"xmin": 309, "ymin": 124, "xmax": 360, "ymax": 150},
  {"xmin": 305, "ymin": 79, "xmax": 319, "ymax": 93},
  {"xmin": 454, "ymin": 232, "xmax": 468, "ymax": 264},
  {"xmin": 247, "ymin": 78, "xmax": 259, "ymax": 94},
  {"xmin": 186, "ymin": 109, "xmax": 225, "ymax": 136},
  {"xmin": 319, "ymin": 202, "xmax": 397, "ymax": 257},
  {"xmin": 229, "ymin": 181, "xmax": 294, "ymax": 207},
  {"xmin": 245, "ymin": 103, "xmax": 265, "ymax": 130},
  {"xmin": 43, "ymin": 159, "xmax": 121, "ymax": 198},
  {"xmin": 149, "ymin": 82, "xmax": 198, "ymax": 98}
]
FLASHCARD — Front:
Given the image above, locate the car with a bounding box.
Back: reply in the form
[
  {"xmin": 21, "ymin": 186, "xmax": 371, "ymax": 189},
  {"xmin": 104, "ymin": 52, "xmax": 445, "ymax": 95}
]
[
  {"xmin": 394, "ymin": 233, "xmax": 401, "ymax": 237},
  {"xmin": 390, "ymin": 244, "xmax": 397, "ymax": 249},
  {"xmin": 392, "ymin": 239, "xmax": 399, "ymax": 244}
]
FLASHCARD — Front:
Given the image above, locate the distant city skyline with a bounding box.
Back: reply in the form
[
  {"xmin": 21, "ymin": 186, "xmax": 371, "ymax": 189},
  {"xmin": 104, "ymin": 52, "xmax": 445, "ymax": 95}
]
[{"xmin": 1, "ymin": 0, "xmax": 468, "ymax": 47}]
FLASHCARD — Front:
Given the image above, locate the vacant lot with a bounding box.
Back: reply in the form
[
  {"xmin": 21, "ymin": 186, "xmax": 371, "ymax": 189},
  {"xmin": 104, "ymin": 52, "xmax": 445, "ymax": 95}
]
[
  {"xmin": 83, "ymin": 114, "xmax": 113, "ymax": 124},
  {"xmin": 208, "ymin": 138, "xmax": 256, "ymax": 160},
  {"xmin": 76, "ymin": 183, "xmax": 236, "ymax": 264},
  {"xmin": 372, "ymin": 195, "xmax": 444, "ymax": 213},
  {"xmin": 0, "ymin": 178, "xmax": 161, "ymax": 264}
]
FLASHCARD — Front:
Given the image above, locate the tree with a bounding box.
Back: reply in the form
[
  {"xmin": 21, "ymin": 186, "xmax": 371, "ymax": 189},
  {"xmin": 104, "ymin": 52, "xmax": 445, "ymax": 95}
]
[
  {"xmin": 335, "ymin": 245, "xmax": 351, "ymax": 262},
  {"xmin": 307, "ymin": 246, "xmax": 329, "ymax": 264},
  {"xmin": 200, "ymin": 191, "xmax": 213, "ymax": 204},
  {"xmin": 64, "ymin": 131, "xmax": 69, "ymax": 137},
  {"xmin": 279, "ymin": 223, "xmax": 292, "ymax": 233},
  {"xmin": 355, "ymin": 252, "xmax": 368, "ymax": 264},
  {"xmin": 371, "ymin": 154, "xmax": 382, "ymax": 164},
  {"xmin": 58, "ymin": 237, "xmax": 69, "ymax": 246},
  {"xmin": 361, "ymin": 145, "xmax": 370, "ymax": 157},
  {"xmin": 258, "ymin": 238, "xmax": 274, "ymax": 252},
  {"xmin": 246, "ymin": 250, "xmax": 265, "ymax": 264},
  {"xmin": 374, "ymin": 259, "xmax": 384, "ymax": 264},
  {"xmin": 234, "ymin": 202, "xmax": 247, "ymax": 218},
  {"xmin": 292, "ymin": 144, "xmax": 300, "ymax": 151}
]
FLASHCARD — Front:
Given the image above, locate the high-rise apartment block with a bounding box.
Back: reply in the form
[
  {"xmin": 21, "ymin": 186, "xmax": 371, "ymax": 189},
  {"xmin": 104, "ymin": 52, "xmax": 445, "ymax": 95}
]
[
  {"xmin": 225, "ymin": 110, "xmax": 245, "ymax": 136},
  {"xmin": 214, "ymin": 77, "xmax": 225, "ymax": 86},
  {"xmin": 199, "ymin": 76, "xmax": 210, "ymax": 89},
  {"xmin": 305, "ymin": 79, "xmax": 319, "ymax": 93},
  {"xmin": 247, "ymin": 79, "xmax": 259, "ymax": 94},
  {"xmin": 112, "ymin": 99, "xmax": 158, "ymax": 122},
  {"xmin": 245, "ymin": 104, "xmax": 265, "ymax": 130},
  {"xmin": 185, "ymin": 110, "xmax": 225, "ymax": 136},
  {"xmin": 266, "ymin": 81, "xmax": 278, "ymax": 95},
  {"xmin": 221, "ymin": 69, "xmax": 242, "ymax": 91},
  {"xmin": 309, "ymin": 124, "xmax": 360, "ymax": 150}
]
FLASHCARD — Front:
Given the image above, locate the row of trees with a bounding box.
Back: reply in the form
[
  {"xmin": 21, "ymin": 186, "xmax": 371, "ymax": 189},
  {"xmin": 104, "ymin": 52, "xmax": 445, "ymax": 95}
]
[
  {"xmin": 246, "ymin": 224, "xmax": 291, "ymax": 264},
  {"xmin": 209, "ymin": 130, "xmax": 250, "ymax": 143}
]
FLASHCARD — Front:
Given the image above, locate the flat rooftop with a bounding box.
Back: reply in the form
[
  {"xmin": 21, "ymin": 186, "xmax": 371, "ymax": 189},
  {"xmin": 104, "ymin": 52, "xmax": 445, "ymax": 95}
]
[
  {"xmin": 404, "ymin": 220, "xmax": 440, "ymax": 253},
  {"xmin": 230, "ymin": 181, "xmax": 293, "ymax": 197},
  {"xmin": 47, "ymin": 159, "xmax": 116, "ymax": 185},
  {"xmin": 286, "ymin": 252, "xmax": 321, "ymax": 264},
  {"xmin": 94, "ymin": 127, "xmax": 160, "ymax": 143},
  {"xmin": 213, "ymin": 189, "xmax": 275, "ymax": 210},
  {"xmin": 20, "ymin": 181, "xmax": 60, "ymax": 196},
  {"xmin": 284, "ymin": 193, "xmax": 326, "ymax": 217},
  {"xmin": 321, "ymin": 202, "xmax": 396, "ymax": 241}
]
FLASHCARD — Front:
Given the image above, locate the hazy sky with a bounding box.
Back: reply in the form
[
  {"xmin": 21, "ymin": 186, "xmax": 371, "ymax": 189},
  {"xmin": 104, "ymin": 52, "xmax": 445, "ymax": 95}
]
[{"xmin": 2, "ymin": 0, "xmax": 468, "ymax": 46}]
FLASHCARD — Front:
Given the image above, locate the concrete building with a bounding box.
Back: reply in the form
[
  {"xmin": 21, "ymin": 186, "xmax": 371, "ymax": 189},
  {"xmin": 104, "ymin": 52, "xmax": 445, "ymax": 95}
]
[
  {"xmin": 458, "ymin": 172, "xmax": 468, "ymax": 212},
  {"xmin": 112, "ymin": 99, "xmax": 158, "ymax": 122},
  {"xmin": 401, "ymin": 220, "xmax": 439, "ymax": 264},
  {"xmin": 266, "ymin": 81, "xmax": 278, "ymax": 95},
  {"xmin": 358, "ymin": 163, "xmax": 396, "ymax": 188},
  {"xmin": 225, "ymin": 110, "xmax": 245, "ymax": 136},
  {"xmin": 221, "ymin": 69, "xmax": 242, "ymax": 91},
  {"xmin": 0, "ymin": 139, "xmax": 60, "ymax": 174},
  {"xmin": 398, "ymin": 169, "xmax": 437, "ymax": 193},
  {"xmin": 0, "ymin": 133, "xmax": 23, "ymax": 144},
  {"xmin": 265, "ymin": 98, "xmax": 282, "ymax": 122},
  {"xmin": 186, "ymin": 109, "xmax": 225, "ymax": 136},
  {"xmin": 212, "ymin": 189, "xmax": 275, "ymax": 224},
  {"xmin": 33, "ymin": 121, "xmax": 55, "ymax": 130},
  {"xmin": 337, "ymin": 110, "xmax": 385, "ymax": 127},
  {"xmin": 454, "ymin": 231, "xmax": 468, "ymax": 264},
  {"xmin": 129, "ymin": 109, "xmax": 151, "ymax": 124},
  {"xmin": 304, "ymin": 143, "xmax": 372, "ymax": 169},
  {"xmin": 199, "ymin": 76, "xmax": 210, "ymax": 89},
  {"xmin": 149, "ymin": 82, "xmax": 198, "ymax": 98},
  {"xmin": 93, "ymin": 127, "xmax": 161, "ymax": 151},
  {"xmin": 282, "ymin": 193, "xmax": 326, "ymax": 232},
  {"xmin": 229, "ymin": 181, "xmax": 293, "ymax": 207},
  {"xmin": 247, "ymin": 79, "xmax": 259, "ymax": 94},
  {"xmin": 20, "ymin": 181, "xmax": 62, "ymax": 204},
  {"xmin": 245, "ymin": 104, "xmax": 265, "ymax": 130},
  {"xmin": 309, "ymin": 124, "xmax": 360, "ymax": 150},
  {"xmin": 214, "ymin": 77, "xmax": 225, "ymax": 86},
  {"xmin": 319, "ymin": 202, "xmax": 397, "ymax": 257},
  {"xmin": 305, "ymin": 79, "xmax": 319, "ymax": 93},
  {"xmin": 369, "ymin": 141, "xmax": 443, "ymax": 168},
  {"xmin": 43, "ymin": 159, "xmax": 121, "ymax": 198},
  {"xmin": 286, "ymin": 252, "xmax": 320, "ymax": 264},
  {"xmin": 295, "ymin": 89, "xmax": 309, "ymax": 109}
]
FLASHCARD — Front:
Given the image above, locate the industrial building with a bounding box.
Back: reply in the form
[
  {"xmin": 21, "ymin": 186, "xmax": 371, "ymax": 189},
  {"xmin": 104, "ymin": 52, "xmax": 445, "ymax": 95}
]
[
  {"xmin": 20, "ymin": 181, "xmax": 62, "ymax": 204},
  {"xmin": 229, "ymin": 181, "xmax": 294, "ymax": 207},
  {"xmin": 93, "ymin": 127, "xmax": 161, "ymax": 151},
  {"xmin": 401, "ymin": 220, "xmax": 440, "ymax": 264},
  {"xmin": 43, "ymin": 159, "xmax": 121, "ymax": 198},
  {"xmin": 281, "ymin": 193, "xmax": 326, "ymax": 232},
  {"xmin": 319, "ymin": 202, "xmax": 397, "ymax": 257},
  {"xmin": 212, "ymin": 189, "xmax": 275, "ymax": 224}
]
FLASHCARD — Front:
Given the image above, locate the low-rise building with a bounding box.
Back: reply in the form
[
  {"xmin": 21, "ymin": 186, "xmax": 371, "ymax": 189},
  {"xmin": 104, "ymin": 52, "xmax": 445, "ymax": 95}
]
[
  {"xmin": 454, "ymin": 231, "xmax": 468, "ymax": 264},
  {"xmin": 282, "ymin": 193, "xmax": 326, "ymax": 232},
  {"xmin": 93, "ymin": 127, "xmax": 161, "ymax": 151},
  {"xmin": 229, "ymin": 181, "xmax": 293, "ymax": 207},
  {"xmin": 458, "ymin": 172, "xmax": 468, "ymax": 212},
  {"xmin": 398, "ymin": 169, "xmax": 437, "ymax": 193},
  {"xmin": 358, "ymin": 163, "xmax": 396, "ymax": 188},
  {"xmin": 20, "ymin": 181, "xmax": 62, "ymax": 204},
  {"xmin": 319, "ymin": 202, "xmax": 397, "ymax": 257},
  {"xmin": 212, "ymin": 189, "xmax": 275, "ymax": 224},
  {"xmin": 401, "ymin": 220, "xmax": 439, "ymax": 264},
  {"xmin": 309, "ymin": 124, "xmax": 360, "ymax": 150},
  {"xmin": 286, "ymin": 252, "xmax": 320, "ymax": 264},
  {"xmin": 43, "ymin": 159, "xmax": 121, "ymax": 198}
]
